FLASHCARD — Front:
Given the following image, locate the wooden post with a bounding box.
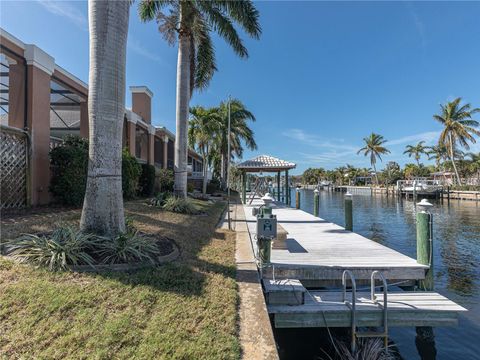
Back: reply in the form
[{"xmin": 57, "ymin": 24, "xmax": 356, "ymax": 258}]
[
  {"xmin": 314, "ymin": 188, "xmax": 319, "ymax": 217},
  {"xmin": 345, "ymin": 192, "xmax": 353, "ymax": 231},
  {"xmin": 295, "ymin": 187, "xmax": 300, "ymax": 209},
  {"xmin": 285, "ymin": 170, "xmax": 289, "ymax": 205},
  {"xmin": 242, "ymin": 171, "xmax": 246, "ymax": 204},
  {"xmin": 415, "ymin": 199, "xmax": 436, "ymax": 356},
  {"xmin": 416, "ymin": 200, "xmax": 433, "ymax": 291},
  {"xmin": 277, "ymin": 171, "xmax": 281, "ymax": 201}
]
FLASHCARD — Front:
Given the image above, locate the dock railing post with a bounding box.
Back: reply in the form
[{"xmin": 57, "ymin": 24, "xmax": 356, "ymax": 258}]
[
  {"xmin": 416, "ymin": 199, "xmax": 434, "ymax": 291},
  {"xmin": 345, "ymin": 192, "xmax": 353, "ymax": 231},
  {"xmin": 415, "ymin": 198, "xmax": 436, "ymax": 360},
  {"xmin": 313, "ymin": 188, "xmax": 319, "ymax": 217},
  {"xmin": 295, "ymin": 187, "xmax": 300, "ymax": 209}
]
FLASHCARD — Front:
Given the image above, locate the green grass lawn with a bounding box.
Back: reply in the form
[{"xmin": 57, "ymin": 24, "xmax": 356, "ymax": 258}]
[{"xmin": 0, "ymin": 199, "xmax": 240, "ymax": 359}]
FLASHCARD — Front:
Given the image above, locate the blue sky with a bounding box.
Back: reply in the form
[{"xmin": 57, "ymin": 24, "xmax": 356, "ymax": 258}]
[{"xmin": 1, "ymin": 1, "xmax": 479, "ymax": 174}]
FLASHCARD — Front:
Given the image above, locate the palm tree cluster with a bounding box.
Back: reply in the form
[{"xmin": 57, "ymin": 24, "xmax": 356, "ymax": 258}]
[
  {"xmin": 188, "ymin": 99, "xmax": 257, "ymax": 194},
  {"xmin": 139, "ymin": 0, "xmax": 261, "ymax": 197},
  {"xmin": 352, "ymin": 98, "xmax": 479, "ymax": 186},
  {"xmin": 80, "ymin": 0, "xmax": 261, "ymax": 236}
]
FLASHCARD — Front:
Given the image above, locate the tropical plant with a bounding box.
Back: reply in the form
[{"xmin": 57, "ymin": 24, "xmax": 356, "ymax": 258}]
[
  {"xmin": 49, "ymin": 135, "xmax": 89, "ymax": 206},
  {"xmin": 426, "ymin": 144, "xmax": 449, "ymax": 170},
  {"xmin": 357, "ymin": 133, "xmax": 390, "ymax": 185},
  {"xmin": 403, "ymin": 141, "xmax": 427, "ymax": 166},
  {"xmin": 5, "ymin": 226, "xmax": 100, "ymax": 271},
  {"xmin": 214, "ymin": 98, "xmax": 257, "ymax": 184},
  {"xmin": 81, "ymin": 1, "xmax": 130, "ymax": 236},
  {"xmin": 434, "ymin": 97, "xmax": 480, "ymax": 184},
  {"xmin": 97, "ymin": 232, "xmax": 160, "ymax": 265},
  {"xmin": 122, "ymin": 148, "xmax": 142, "ymax": 200},
  {"xmin": 155, "ymin": 168, "xmax": 175, "ymax": 193},
  {"xmin": 138, "ymin": 0, "xmax": 261, "ymax": 197},
  {"xmin": 150, "ymin": 192, "xmax": 171, "ymax": 207},
  {"xmin": 189, "ymin": 106, "xmax": 221, "ymax": 194},
  {"xmin": 162, "ymin": 196, "xmax": 198, "ymax": 214}
]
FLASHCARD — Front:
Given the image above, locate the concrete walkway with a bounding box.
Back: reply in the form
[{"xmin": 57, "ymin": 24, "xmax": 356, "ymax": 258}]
[{"xmin": 227, "ymin": 198, "xmax": 278, "ymax": 360}]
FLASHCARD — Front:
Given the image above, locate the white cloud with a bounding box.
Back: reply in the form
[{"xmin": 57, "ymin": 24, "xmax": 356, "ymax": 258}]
[
  {"xmin": 36, "ymin": 0, "xmax": 87, "ymax": 31},
  {"xmin": 386, "ymin": 131, "xmax": 440, "ymax": 146},
  {"xmin": 282, "ymin": 129, "xmax": 357, "ymax": 151},
  {"xmin": 128, "ymin": 37, "xmax": 165, "ymax": 65}
]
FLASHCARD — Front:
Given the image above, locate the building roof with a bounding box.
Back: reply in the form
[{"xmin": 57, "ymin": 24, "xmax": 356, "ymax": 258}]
[{"xmin": 236, "ymin": 155, "xmax": 296, "ymax": 172}]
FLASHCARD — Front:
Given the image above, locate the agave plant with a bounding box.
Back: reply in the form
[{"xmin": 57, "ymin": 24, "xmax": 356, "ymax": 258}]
[
  {"xmin": 96, "ymin": 231, "xmax": 160, "ymax": 265},
  {"xmin": 5, "ymin": 226, "xmax": 99, "ymax": 271},
  {"xmin": 162, "ymin": 196, "xmax": 198, "ymax": 215},
  {"xmin": 149, "ymin": 192, "xmax": 171, "ymax": 208}
]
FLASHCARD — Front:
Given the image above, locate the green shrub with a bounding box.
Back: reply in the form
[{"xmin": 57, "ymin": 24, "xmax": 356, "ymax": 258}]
[
  {"xmin": 96, "ymin": 231, "xmax": 160, "ymax": 265},
  {"xmin": 139, "ymin": 164, "xmax": 156, "ymax": 197},
  {"xmin": 150, "ymin": 192, "xmax": 171, "ymax": 207},
  {"xmin": 50, "ymin": 137, "xmax": 142, "ymax": 204},
  {"xmin": 206, "ymin": 178, "xmax": 221, "ymax": 194},
  {"xmin": 122, "ymin": 149, "xmax": 141, "ymax": 199},
  {"xmin": 187, "ymin": 182, "xmax": 195, "ymax": 193},
  {"xmin": 163, "ymin": 196, "xmax": 198, "ymax": 214},
  {"xmin": 155, "ymin": 168, "xmax": 174, "ymax": 193},
  {"xmin": 49, "ymin": 135, "xmax": 88, "ymax": 206},
  {"xmin": 5, "ymin": 226, "xmax": 99, "ymax": 271}
]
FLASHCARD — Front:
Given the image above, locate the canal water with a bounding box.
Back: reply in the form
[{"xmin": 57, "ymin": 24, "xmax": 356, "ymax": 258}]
[{"xmin": 274, "ymin": 188, "xmax": 480, "ymax": 360}]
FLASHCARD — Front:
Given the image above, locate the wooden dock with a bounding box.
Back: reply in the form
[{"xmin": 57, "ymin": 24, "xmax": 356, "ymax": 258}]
[
  {"xmin": 270, "ymin": 290, "xmax": 466, "ymax": 328},
  {"xmin": 244, "ymin": 198, "xmax": 427, "ymax": 284},
  {"xmin": 242, "ymin": 196, "xmax": 467, "ymax": 330}
]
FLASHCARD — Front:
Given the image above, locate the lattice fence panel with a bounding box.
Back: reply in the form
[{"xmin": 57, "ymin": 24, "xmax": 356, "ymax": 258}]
[{"xmin": 1, "ymin": 128, "xmax": 28, "ymax": 209}]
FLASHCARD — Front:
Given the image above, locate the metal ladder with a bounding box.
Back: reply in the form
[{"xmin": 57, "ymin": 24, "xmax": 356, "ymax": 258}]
[{"xmin": 342, "ymin": 270, "xmax": 389, "ymax": 353}]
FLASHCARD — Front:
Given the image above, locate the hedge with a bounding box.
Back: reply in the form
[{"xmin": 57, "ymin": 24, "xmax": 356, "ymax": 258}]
[{"xmin": 49, "ymin": 136, "xmax": 142, "ymax": 205}]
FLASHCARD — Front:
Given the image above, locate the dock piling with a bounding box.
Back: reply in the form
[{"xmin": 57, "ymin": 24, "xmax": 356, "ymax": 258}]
[
  {"xmin": 416, "ymin": 199, "xmax": 434, "ymax": 291},
  {"xmin": 295, "ymin": 187, "xmax": 301, "ymax": 209},
  {"xmin": 345, "ymin": 192, "xmax": 353, "ymax": 231},
  {"xmin": 313, "ymin": 188, "xmax": 319, "ymax": 217}
]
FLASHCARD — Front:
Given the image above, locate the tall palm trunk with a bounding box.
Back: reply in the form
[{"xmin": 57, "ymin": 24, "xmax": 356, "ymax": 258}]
[
  {"xmin": 449, "ymin": 133, "xmax": 462, "ymax": 185},
  {"xmin": 80, "ymin": 0, "xmax": 129, "ymax": 236},
  {"xmin": 372, "ymin": 163, "xmax": 378, "ymax": 185},
  {"xmin": 202, "ymin": 153, "xmax": 208, "ymax": 194},
  {"xmin": 173, "ymin": 30, "xmax": 191, "ymax": 198}
]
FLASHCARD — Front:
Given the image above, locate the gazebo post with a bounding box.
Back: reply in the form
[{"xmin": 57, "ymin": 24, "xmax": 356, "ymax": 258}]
[
  {"xmin": 277, "ymin": 171, "xmax": 281, "ymax": 202},
  {"xmin": 285, "ymin": 170, "xmax": 289, "ymax": 205},
  {"xmin": 242, "ymin": 170, "xmax": 247, "ymax": 204}
]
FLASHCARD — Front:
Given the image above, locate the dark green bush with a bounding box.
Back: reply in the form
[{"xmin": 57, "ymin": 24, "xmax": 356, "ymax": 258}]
[
  {"xmin": 206, "ymin": 178, "xmax": 221, "ymax": 194},
  {"xmin": 139, "ymin": 164, "xmax": 156, "ymax": 197},
  {"xmin": 155, "ymin": 168, "xmax": 174, "ymax": 193},
  {"xmin": 50, "ymin": 137, "xmax": 141, "ymax": 204},
  {"xmin": 187, "ymin": 182, "xmax": 195, "ymax": 193},
  {"xmin": 49, "ymin": 135, "xmax": 89, "ymax": 206},
  {"xmin": 122, "ymin": 149, "xmax": 141, "ymax": 199}
]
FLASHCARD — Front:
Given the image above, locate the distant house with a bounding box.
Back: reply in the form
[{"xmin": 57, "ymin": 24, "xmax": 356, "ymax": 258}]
[
  {"xmin": 431, "ymin": 171, "xmax": 455, "ymax": 185},
  {"xmin": 0, "ymin": 28, "xmax": 205, "ymax": 209}
]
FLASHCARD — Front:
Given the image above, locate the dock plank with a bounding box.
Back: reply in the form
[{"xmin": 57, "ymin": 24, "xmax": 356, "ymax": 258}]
[
  {"xmin": 244, "ymin": 198, "xmax": 427, "ymax": 281},
  {"xmin": 269, "ymin": 291, "xmax": 467, "ymax": 328}
]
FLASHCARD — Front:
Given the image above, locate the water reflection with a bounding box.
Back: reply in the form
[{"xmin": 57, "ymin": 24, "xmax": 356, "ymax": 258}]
[{"xmin": 277, "ymin": 189, "xmax": 480, "ymax": 360}]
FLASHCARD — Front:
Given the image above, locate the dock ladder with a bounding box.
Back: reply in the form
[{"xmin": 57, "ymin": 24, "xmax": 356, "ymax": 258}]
[{"xmin": 342, "ymin": 270, "xmax": 389, "ymax": 353}]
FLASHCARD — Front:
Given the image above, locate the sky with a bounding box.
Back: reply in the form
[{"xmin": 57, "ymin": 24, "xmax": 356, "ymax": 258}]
[{"xmin": 1, "ymin": 0, "xmax": 479, "ymax": 174}]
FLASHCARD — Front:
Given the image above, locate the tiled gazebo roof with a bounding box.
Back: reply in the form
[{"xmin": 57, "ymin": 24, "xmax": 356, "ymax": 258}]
[{"xmin": 236, "ymin": 155, "xmax": 296, "ymax": 172}]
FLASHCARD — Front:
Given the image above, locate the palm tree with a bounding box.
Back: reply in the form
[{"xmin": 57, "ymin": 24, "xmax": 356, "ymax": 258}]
[
  {"xmin": 357, "ymin": 133, "xmax": 390, "ymax": 185},
  {"xmin": 80, "ymin": 1, "xmax": 130, "ymax": 236},
  {"xmin": 427, "ymin": 144, "xmax": 448, "ymax": 170},
  {"xmin": 434, "ymin": 98, "xmax": 480, "ymax": 184},
  {"xmin": 188, "ymin": 106, "xmax": 221, "ymax": 194},
  {"xmin": 403, "ymin": 141, "xmax": 427, "ymax": 166},
  {"xmin": 214, "ymin": 98, "xmax": 257, "ymax": 184},
  {"xmin": 138, "ymin": 1, "xmax": 261, "ymax": 197}
]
